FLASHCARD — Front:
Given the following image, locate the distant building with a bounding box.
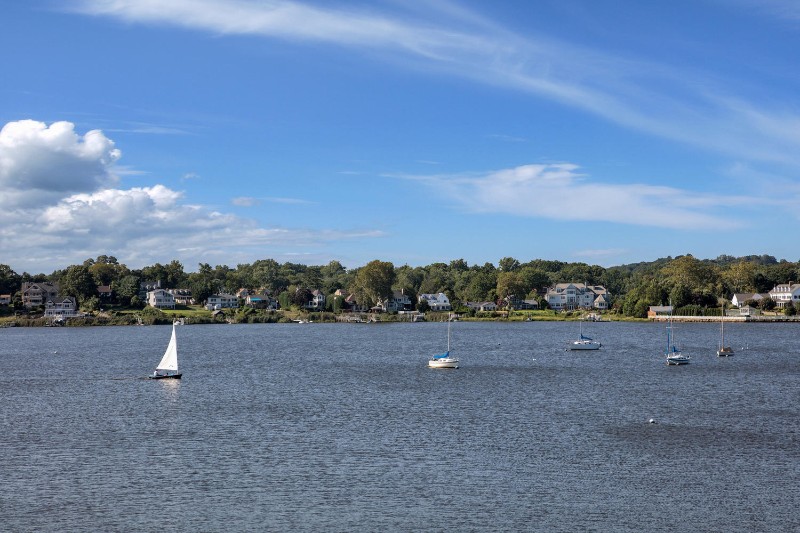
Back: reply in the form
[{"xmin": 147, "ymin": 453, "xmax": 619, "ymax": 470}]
[
  {"xmin": 44, "ymin": 297, "xmax": 79, "ymax": 319},
  {"xmin": 304, "ymin": 290, "xmax": 326, "ymax": 311},
  {"xmin": 418, "ymin": 293, "xmax": 452, "ymax": 311},
  {"xmin": 376, "ymin": 290, "xmax": 413, "ymax": 312},
  {"xmin": 206, "ymin": 294, "xmax": 238, "ymax": 310},
  {"xmin": 731, "ymin": 293, "xmax": 763, "ymax": 308},
  {"xmin": 21, "ymin": 282, "xmax": 59, "ymax": 308},
  {"xmin": 168, "ymin": 289, "xmax": 194, "ymax": 306},
  {"xmin": 768, "ymin": 283, "xmax": 800, "ymax": 308},
  {"xmin": 147, "ymin": 289, "xmax": 176, "ymax": 309},
  {"xmin": 466, "ymin": 301, "xmax": 497, "ymax": 312},
  {"xmin": 545, "ymin": 283, "xmax": 610, "ymax": 311}
]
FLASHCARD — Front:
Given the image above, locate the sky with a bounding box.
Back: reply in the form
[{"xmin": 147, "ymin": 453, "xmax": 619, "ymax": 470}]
[{"xmin": 2, "ymin": 0, "xmax": 800, "ymax": 274}]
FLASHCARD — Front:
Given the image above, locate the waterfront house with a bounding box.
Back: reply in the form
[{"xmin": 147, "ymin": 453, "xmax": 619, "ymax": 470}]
[
  {"xmin": 768, "ymin": 283, "xmax": 800, "ymax": 308},
  {"xmin": 545, "ymin": 283, "xmax": 610, "ymax": 311},
  {"xmin": 246, "ymin": 294, "xmax": 279, "ymax": 310},
  {"xmin": 304, "ymin": 290, "xmax": 326, "ymax": 311},
  {"xmin": 21, "ymin": 282, "xmax": 59, "ymax": 308},
  {"xmin": 466, "ymin": 301, "xmax": 497, "ymax": 312},
  {"xmin": 0, "ymin": 294, "xmax": 11, "ymax": 306},
  {"xmin": 647, "ymin": 305, "xmax": 672, "ymax": 318},
  {"xmin": 504, "ymin": 295, "xmax": 540, "ymax": 310},
  {"xmin": 168, "ymin": 289, "xmax": 195, "ymax": 306},
  {"xmin": 147, "ymin": 289, "xmax": 176, "ymax": 309},
  {"xmin": 731, "ymin": 293, "xmax": 763, "ymax": 307},
  {"xmin": 418, "ymin": 292, "xmax": 452, "ymax": 311},
  {"xmin": 44, "ymin": 297, "xmax": 78, "ymax": 319},
  {"xmin": 376, "ymin": 289, "xmax": 413, "ymax": 312},
  {"xmin": 206, "ymin": 294, "xmax": 238, "ymax": 310}
]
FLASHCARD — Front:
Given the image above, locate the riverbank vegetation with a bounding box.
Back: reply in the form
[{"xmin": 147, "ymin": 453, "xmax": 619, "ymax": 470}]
[{"xmin": 1, "ymin": 253, "xmax": 798, "ymax": 324}]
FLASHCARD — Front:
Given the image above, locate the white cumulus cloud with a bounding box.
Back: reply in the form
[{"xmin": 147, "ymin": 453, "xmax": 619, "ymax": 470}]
[
  {"xmin": 0, "ymin": 120, "xmax": 120, "ymax": 209},
  {"xmin": 0, "ymin": 119, "xmax": 383, "ymax": 273}
]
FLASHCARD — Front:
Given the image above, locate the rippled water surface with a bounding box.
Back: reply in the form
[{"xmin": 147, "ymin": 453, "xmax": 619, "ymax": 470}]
[{"xmin": 1, "ymin": 321, "xmax": 798, "ymax": 531}]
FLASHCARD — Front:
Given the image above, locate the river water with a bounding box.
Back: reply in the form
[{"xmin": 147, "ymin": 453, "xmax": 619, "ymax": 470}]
[{"xmin": 1, "ymin": 321, "xmax": 798, "ymax": 532}]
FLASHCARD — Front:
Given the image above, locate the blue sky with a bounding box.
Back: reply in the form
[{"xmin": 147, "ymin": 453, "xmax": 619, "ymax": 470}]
[{"xmin": 2, "ymin": 0, "xmax": 800, "ymax": 274}]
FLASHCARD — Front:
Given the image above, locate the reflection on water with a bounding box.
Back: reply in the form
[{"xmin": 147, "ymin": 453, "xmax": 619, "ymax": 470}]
[{"xmin": 0, "ymin": 322, "xmax": 798, "ymax": 532}]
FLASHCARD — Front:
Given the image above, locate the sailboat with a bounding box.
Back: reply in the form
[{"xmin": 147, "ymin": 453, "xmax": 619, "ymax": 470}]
[
  {"xmin": 428, "ymin": 315, "xmax": 459, "ymax": 369},
  {"xmin": 568, "ymin": 317, "xmax": 602, "ymax": 350},
  {"xmin": 149, "ymin": 322, "xmax": 182, "ymax": 379},
  {"xmin": 717, "ymin": 304, "xmax": 734, "ymax": 357},
  {"xmin": 665, "ymin": 304, "xmax": 690, "ymax": 365}
]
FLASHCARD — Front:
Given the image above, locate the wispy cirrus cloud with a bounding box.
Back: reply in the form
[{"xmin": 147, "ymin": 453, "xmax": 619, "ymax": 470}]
[
  {"xmin": 70, "ymin": 0, "xmax": 800, "ymax": 168},
  {"xmin": 232, "ymin": 196, "xmax": 314, "ymax": 206},
  {"xmin": 395, "ymin": 163, "xmax": 761, "ymax": 230}
]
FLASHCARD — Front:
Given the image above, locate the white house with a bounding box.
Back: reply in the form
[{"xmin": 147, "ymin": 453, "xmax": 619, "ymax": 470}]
[
  {"xmin": 147, "ymin": 289, "xmax": 176, "ymax": 309},
  {"xmin": 206, "ymin": 294, "xmax": 238, "ymax": 310},
  {"xmin": 768, "ymin": 283, "xmax": 800, "ymax": 308},
  {"xmin": 545, "ymin": 283, "xmax": 610, "ymax": 311},
  {"xmin": 44, "ymin": 297, "xmax": 79, "ymax": 319},
  {"xmin": 731, "ymin": 293, "xmax": 763, "ymax": 308},
  {"xmin": 418, "ymin": 292, "xmax": 452, "ymax": 311}
]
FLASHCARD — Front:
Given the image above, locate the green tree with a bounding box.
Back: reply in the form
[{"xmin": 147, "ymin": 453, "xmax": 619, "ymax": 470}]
[
  {"xmin": 60, "ymin": 265, "xmax": 97, "ymax": 303},
  {"xmin": 352, "ymin": 260, "xmax": 396, "ymax": 308},
  {"xmin": 113, "ymin": 274, "xmax": 141, "ymax": 306},
  {"xmin": 498, "ymin": 257, "xmax": 520, "ymax": 272},
  {"xmin": 0, "ymin": 264, "xmax": 21, "ymax": 295}
]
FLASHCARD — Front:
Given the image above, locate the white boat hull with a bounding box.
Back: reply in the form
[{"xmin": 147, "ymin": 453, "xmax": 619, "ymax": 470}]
[
  {"xmin": 667, "ymin": 355, "xmax": 690, "ymax": 365},
  {"xmin": 428, "ymin": 358, "xmax": 459, "ymax": 369},
  {"xmin": 569, "ymin": 341, "xmax": 602, "ymax": 350}
]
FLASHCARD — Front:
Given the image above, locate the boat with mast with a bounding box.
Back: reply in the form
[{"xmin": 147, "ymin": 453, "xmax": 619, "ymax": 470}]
[
  {"xmin": 717, "ymin": 303, "xmax": 734, "ymax": 357},
  {"xmin": 428, "ymin": 315, "xmax": 459, "ymax": 369},
  {"xmin": 568, "ymin": 316, "xmax": 602, "ymax": 350},
  {"xmin": 665, "ymin": 304, "xmax": 690, "ymax": 365},
  {"xmin": 149, "ymin": 322, "xmax": 182, "ymax": 379}
]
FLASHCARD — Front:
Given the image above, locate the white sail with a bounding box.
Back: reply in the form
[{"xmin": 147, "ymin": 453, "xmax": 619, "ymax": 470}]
[{"xmin": 156, "ymin": 325, "xmax": 178, "ymax": 372}]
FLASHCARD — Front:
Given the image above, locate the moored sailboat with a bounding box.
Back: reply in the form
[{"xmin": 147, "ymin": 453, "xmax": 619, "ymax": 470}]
[
  {"xmin": 665, "ymin": 305, "xmax": 690, "ymax": 365},
  {"xmin": 568, "ymin": 317, "xmax": 602, "ymax": 350},
  {"xmin": 717, "ymin": 304, "xmax": 734, "ymax": 357},
  {"xmin": 149, "ymin": 322, "xmax": 182, "ymax": 379},
  {"xmin": 428, "ymin": 315, "xmax": 459, "ymax": 369}
]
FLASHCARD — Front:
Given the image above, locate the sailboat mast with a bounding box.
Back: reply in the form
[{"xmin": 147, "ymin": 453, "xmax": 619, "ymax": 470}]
[{"xmin": 447, "ymin": 314, "xmax": 451, "ymax": 352}]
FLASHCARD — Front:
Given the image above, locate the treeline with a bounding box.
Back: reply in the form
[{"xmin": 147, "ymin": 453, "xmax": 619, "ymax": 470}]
[{"xmin": 0, "ymin": 254, "xmax": 798, "ymax": 317}]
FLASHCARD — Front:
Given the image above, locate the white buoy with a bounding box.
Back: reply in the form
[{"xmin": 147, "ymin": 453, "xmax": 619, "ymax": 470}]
[{"xmin": 648, "ymin": 418, "xmax": 656, "ymax": 424}]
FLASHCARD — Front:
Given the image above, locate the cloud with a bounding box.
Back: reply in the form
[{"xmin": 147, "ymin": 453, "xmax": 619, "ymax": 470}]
[
  {"xmin": 70, "ymin": 0, "xmax": 800, "ymax": 168},
  {"xmin": 0, "ymin": 119, "xmax": 383, "ymax": 272},
  {"xmin": 397, "ymin": 163, "xmax": 755, "ymax": 230},
  {"xmin": 231, "ymin": 196, "xmax": 260, "ymax": 206},
  {"xmin": 0, "ymin": 120, "xmax": 120, "ymax": 208},
  {"xmin": 232, "ymin": 196, "xmax": 313, "ymax": 206}
]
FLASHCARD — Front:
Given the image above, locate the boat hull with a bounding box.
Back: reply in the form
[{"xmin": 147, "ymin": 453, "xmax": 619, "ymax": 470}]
[
  {"xmin": 569, "ymin": 341, "xmax": 601, "ymax": 350},
  {"xmin": 717, "ymin": 347, "xmax": 734, "ymax": 357},
  {"xmin": 666, "ymin": 356, "xmax": 690, "ymax": 365},
  {"xmin": 428, "ymin": 359, "xmax": 459, "ymax": 369},
  {"xmin": 148, "ymin": 373, "xmax": 182, "ymax": 379}
]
